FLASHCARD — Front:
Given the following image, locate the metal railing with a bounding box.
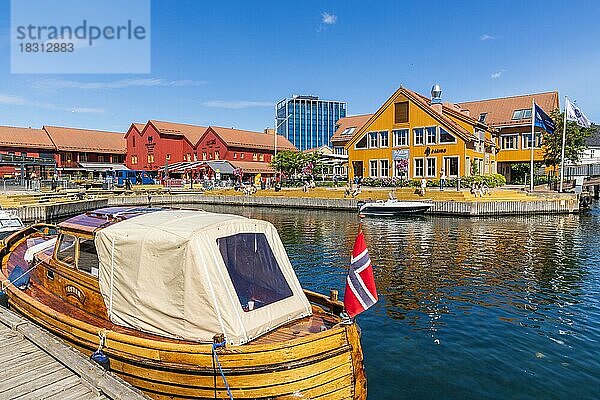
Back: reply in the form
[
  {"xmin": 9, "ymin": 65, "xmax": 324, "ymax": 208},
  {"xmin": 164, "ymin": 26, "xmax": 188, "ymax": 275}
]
[{"xmin": 564, "ymin": 163, "xmax": 600, "ymax": 179}]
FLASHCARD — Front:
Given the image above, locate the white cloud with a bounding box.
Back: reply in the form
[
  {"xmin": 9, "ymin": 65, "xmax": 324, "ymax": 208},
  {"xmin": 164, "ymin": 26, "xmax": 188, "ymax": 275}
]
[
  {"xmin": 0, "ymin": 94, "xmax": 27, "ymax": 105},
  {"xmin": 70, "ymin": 107, "xmax": 106, "ymax": 114},
  {"xmin": 480, "ymin": 34, "xmax": 495, "ymax": 41},
  {"xmin": 30, "ymin": 78, "xmax": 208, "ymax": 90},
  {"xmin": 321, "ymin": 12, "xmax": 337, "ymax": 25},
  {"xmin": 202, "ymin": 100, "xmax": 273, "ymax": 110},
  {"xmin": 0, "ymin": 92, "xmax": 105, "ymax": 113},
  {"xmin": 490, "ymin": 70, "xmax": 504, "ymax": 79}
]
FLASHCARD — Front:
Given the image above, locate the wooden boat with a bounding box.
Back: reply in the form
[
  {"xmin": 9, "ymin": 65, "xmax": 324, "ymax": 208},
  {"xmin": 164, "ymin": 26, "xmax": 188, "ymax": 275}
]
[
  {"xmin": 0, "ymin": 207, "xmax": 366, "ymax": 400},
  {"xmin": 358, "ymin": 199, "xmax": 432, "ymax": 216}
]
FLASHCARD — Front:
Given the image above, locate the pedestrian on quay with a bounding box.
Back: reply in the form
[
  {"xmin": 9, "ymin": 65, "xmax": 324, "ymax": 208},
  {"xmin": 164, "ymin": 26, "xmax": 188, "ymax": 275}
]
[
  {"xmin": 420, "ymin": 178, "xmax": 427, "ymax": 196},
  {"xmin": 440, "ymin": 169, "xmax": 446, "ymax": 191},
  {"xmin": 344, "ymin": 181, "xmax": 351, "ymax": 198}
]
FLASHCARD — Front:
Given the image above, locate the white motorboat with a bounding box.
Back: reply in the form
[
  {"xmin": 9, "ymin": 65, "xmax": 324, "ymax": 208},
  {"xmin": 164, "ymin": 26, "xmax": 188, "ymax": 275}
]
[
  {"xmin": 0, "ymin": 209, "xmax": 24, "ymax": 240},
  {"xmin": 358, "ymin": 199, "xmax": 432, "ymax": 216}
]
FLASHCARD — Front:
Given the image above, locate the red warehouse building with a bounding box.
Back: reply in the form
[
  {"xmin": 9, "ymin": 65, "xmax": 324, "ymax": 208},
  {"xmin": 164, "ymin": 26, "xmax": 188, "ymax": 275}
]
[
  {"xmin": 0, "ymin": 125, "xmax": 57, "ymax": 178},
  {"xmin": 126, "ymin": 120, "xmax": 297, "ymax": 173}
]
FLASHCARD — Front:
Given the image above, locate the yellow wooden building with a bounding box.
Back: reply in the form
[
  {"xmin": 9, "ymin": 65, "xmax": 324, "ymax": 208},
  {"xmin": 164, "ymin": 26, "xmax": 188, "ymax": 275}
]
[{"xmin": 345, "ymin": 86, "xmax": 497, "ymax": 181}]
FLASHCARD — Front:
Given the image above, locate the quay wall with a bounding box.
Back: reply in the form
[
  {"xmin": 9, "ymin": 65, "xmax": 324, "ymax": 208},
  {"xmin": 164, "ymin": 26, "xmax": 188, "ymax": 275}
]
[
  {"xmin": 107, "ymin": 193, "xmax": 579, "ymax": 216},
  {"xmin": 9, "ymin": 194, "xmax": 579, "ymax": 222},
  {"xmin": 8, "ymin": 199, "xmax": 109, "ymax": 222}
]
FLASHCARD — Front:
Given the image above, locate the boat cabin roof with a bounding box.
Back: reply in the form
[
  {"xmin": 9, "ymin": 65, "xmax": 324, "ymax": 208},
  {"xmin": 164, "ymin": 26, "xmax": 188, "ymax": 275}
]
[{"xmin": 59, "ymin": 207, "xmax": 162, "ymax": 235}]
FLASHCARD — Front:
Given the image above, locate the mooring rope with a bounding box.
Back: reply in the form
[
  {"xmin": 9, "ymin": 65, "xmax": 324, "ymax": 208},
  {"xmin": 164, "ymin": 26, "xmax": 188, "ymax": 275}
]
[{"xmin": 211, "ymin": 340, "xmax": 233, "ymax": 400}]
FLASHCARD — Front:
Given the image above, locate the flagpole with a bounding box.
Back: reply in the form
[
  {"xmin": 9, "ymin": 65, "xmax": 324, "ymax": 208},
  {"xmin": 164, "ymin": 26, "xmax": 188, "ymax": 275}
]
[
  {"xmin": 530, "ymin": 99, "xmax": 535, "ymax": 191},
  {"xmin": 559, "ymin": 96, "xmax": 568, "ymax": 192}
]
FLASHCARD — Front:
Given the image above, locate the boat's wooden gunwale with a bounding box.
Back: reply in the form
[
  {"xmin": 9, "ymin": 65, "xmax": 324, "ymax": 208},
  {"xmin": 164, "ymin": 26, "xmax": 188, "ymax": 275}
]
[{"xmin": 0, "ymin": 223, "xmax": 368, "ymax": 400}]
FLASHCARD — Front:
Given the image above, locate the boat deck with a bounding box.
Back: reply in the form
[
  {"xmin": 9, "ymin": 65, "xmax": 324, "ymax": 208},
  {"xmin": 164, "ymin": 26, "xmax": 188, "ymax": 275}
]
[
  {"xmin": 0, "ymin": 306, "xmax": 149, "ymax": 400},
  {"xmin": 5, "ymin": 232, "xmax": 339, "ymax": 347}
]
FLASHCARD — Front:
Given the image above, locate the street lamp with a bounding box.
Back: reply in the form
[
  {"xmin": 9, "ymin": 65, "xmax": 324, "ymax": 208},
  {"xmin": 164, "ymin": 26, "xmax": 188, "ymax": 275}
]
[{"xmin": 274, "ymin": 114, "xmax": 292, "ymax": 157}]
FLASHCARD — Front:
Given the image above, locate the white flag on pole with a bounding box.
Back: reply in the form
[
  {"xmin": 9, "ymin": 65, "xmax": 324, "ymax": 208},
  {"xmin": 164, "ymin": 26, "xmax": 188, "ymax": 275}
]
[{"xmin": 565, "ymin": 97, "xmax": 591, "ymax": 128}]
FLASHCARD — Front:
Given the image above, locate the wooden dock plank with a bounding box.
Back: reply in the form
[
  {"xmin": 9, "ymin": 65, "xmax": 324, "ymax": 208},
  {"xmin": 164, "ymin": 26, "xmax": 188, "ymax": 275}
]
[
  {"xmin": 14, "ymin": 375, "xmax": 82, "ymax": 400},
  {"xmin": 0, "ymin": 306, "xmax": 149, "ymax": 400},
  {"xmin": 1, "ymin": 368, "xmax": 73, "ymax": 398}
]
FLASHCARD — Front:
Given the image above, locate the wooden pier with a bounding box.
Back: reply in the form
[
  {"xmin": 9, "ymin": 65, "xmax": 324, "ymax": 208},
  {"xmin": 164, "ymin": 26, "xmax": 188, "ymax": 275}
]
[{"xmin": 0, "ymin": 306, "xmax": 149, "ymax": 400}]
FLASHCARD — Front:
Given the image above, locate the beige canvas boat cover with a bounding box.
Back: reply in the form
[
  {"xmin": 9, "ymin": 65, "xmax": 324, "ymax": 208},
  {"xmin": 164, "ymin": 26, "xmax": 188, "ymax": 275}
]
[{"xmin": 95, "ymin": 210, "xmax": 312, "ymax": 345}]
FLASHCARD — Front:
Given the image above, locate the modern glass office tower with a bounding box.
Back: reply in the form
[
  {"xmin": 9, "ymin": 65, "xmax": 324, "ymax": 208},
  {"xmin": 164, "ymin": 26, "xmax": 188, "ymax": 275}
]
[{"xmin": 275, "ymin": 95, "xmax": 347, "ymax": 151}]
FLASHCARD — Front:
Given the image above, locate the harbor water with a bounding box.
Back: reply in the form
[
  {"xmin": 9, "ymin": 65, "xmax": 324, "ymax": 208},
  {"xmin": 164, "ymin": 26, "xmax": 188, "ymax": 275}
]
[{"xmin": 190, "ymin": 202, "xmax": 600, "ymax": 400}]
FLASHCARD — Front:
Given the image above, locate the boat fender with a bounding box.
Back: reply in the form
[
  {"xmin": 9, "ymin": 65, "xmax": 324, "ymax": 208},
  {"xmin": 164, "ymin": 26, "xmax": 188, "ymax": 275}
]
[{"xmin": 90, "ymin": 350, "xmax": 110, "ymax": 370}]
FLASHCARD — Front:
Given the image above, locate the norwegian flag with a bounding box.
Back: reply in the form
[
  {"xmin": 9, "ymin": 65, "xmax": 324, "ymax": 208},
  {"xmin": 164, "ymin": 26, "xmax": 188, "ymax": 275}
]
[{"xmin": 344, "ymin": 228, "xmax": 378, "ymax": 318}]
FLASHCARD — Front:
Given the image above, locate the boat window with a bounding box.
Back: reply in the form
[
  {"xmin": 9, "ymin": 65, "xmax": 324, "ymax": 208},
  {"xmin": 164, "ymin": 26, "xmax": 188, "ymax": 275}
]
[
  {"xmin": 0, "ymin": 218, "xmax": 22, "ymax": 228},
  {"xmin": 78, "ymin": 238, "xmax": 99, "ymax": 276},
  {"xmin": 57, "ymin": 234, "xmax": 76, "ymax": 265},
  {"xmin": 218, "ymin": 233, "xmax": 293, "ymax": 312}
]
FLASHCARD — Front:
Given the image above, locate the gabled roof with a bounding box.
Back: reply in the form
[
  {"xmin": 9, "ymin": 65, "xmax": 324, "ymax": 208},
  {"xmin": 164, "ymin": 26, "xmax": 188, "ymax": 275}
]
[
  {"xmin": 0, "ymin": 125, "xmax": 55, "ymax": 150},
  {"xmin": 43, "ymin": 126, "xmax": 126, "ymax": 153},
  {"xmin": 210, "ymin": 126, "xmax": 296, "ymax": 151},
  {"xmin": 346, "ymin": 87, "xmax": 483, "ymax": 149},
  {"xmin": 331, "ymin": 114, "xmax": 373, "ymax": 144},
  {"xmin": 124, "ymin": 122, "xmax": 146, "ymax": 139},
  {"xmin": 458, "ymin": 91, "xmax": 559, "ymax": 127},
  {"xmin": 148, "ymin": 120, "xmax": 208, "ymax": 144},
  {"xmin": 587, "ymin": 124, "xmax": 600, "ymax": 147}
]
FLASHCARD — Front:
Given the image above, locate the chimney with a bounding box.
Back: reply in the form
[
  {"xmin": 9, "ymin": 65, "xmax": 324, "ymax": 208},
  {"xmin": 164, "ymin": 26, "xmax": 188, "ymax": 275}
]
[
  {"xmin": 264, "ymin": 128, "xmax": 275, "ymax": 135},
  {"xmin": 430, "ymin": 84, "xmax": 443, "ymax": 114}
]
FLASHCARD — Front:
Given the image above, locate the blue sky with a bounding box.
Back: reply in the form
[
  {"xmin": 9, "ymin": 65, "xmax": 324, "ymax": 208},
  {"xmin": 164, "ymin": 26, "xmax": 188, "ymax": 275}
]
[{"xmin": 0, "ymin": 0, "xmax": 599, "ymax": 133}]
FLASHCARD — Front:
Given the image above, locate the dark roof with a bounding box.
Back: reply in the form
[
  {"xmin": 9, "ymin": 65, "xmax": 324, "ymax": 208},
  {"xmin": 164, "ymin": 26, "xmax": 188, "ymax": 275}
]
[{"xmin": 587, "ymin": 124, "xmax": 600, "ymax": 147}]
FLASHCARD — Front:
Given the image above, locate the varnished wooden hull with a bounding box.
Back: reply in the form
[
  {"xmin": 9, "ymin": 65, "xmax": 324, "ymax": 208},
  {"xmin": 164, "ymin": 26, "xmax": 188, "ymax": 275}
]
[{"xmin": 1, "ymin": 228, "xmax": 367, "ymax": 400}]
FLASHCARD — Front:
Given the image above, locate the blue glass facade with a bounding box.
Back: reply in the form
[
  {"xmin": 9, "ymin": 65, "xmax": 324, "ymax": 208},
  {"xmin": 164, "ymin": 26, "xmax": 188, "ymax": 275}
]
[{"xmin": 275, "ymin": 95, "xmax": 347, "ymax": 151}]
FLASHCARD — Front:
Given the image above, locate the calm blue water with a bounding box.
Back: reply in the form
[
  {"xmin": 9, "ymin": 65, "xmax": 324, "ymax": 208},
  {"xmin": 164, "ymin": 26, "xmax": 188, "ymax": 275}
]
[{"xmin": 191, "ymin": 202, "xmax": 600, "ymax": 400}]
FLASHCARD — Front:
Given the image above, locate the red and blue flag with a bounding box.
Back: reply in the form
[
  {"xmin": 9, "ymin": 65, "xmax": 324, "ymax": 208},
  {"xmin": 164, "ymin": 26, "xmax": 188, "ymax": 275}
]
[{"xmin": 344, "ymin": 228, "xmax": 378, "ymax": 318}]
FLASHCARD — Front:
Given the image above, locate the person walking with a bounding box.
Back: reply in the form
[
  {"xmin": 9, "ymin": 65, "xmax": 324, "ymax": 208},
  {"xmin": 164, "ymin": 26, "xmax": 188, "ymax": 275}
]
[
  {"xmin": 420, "ymin": 178, "xmax": 427, "ymax": 196},
  {"xmin": 440, "ymin": 169, "xmax": 447, "ymax": 191}
]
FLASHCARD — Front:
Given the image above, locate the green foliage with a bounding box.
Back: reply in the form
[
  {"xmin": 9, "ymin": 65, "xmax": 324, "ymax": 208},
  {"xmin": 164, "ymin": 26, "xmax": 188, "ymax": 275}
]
[
  {"xmin": 459, "ymin": 173, "xmax": 506, "ymax": 188},
  {"xmin": 270, "ymin": 150, "xmax": 325, "ymax": 178},
  {"xmin": 543, "ymin": 109, "xmax": 594, "ymax": 168},
  {"xmin": 360, "ymin": 174, "xmax": 507, "ymax": 188},
  {"xmin": 471, "ymin": 159, "xmax": 479, "ymax": 175},
  {"xmin": 509, "ymin": 162, "xmax": 544, "ymax": 184}
]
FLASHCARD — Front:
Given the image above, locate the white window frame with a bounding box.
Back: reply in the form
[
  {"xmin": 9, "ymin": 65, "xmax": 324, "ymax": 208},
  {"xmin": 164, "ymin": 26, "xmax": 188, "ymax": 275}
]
[
  {"xmin": 439, "ymin": 127, "xmax": 457, "ymax": 144},
  {"xmin": 426, "ymin": 157, "xmax": 437, "ymax": 178},
  {"xmin": 425, "ymin": 126, "xmax": 437, "ymax": 145},
  {"xmin": 413, "ymin": 128, "xmax": 425, "ymax": 146},
  {"xmin": 354, "ymin": 134, "xmax": 368, "ymax": 150},
  {"xmin": 393, "ymin": 129, "xmax": 409, "ymax": 147},
  {"xmin": 501, "ymin": 134, "xmax": 518, "ymax": 150},
  {"xmin": 413, "ymin": 157, "xmax": 424, "ymax": 178},
  {"xmin": 522, "ymin": 132, "xmax": 542, "ymax": 149},
  {"xmin": 379, "ymin": 131, "xmax": 389, "ymax": 148},
  {"xmin": 368, "ymin": 132, "xmax": 379, "ymax": 149},
  {"xmin": 379, "ymin": 159, "xmax": 389, "ymax": 177},
  {"xmin": 369, "ymin": 159, "xmax": 378, "ymax": 177}
]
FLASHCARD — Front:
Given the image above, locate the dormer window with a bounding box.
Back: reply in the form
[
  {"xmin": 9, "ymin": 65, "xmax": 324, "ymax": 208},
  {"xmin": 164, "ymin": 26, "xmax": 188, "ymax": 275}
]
[
  {"xmin": 478, "ymin": 113, "xmax": 487, "ymax": 123},
  {"xmin": 512, "ymin": 109, "xmax": 532, "ymax": 120}
]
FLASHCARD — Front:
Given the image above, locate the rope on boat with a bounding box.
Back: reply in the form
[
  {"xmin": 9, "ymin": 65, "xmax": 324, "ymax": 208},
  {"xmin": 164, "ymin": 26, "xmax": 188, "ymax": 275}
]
[
  {"xmin": 97, "ymin": 328, "xmax": 109, "ymax": 351},
  {"xmin": 211, "ymin": 340, "xmax": 233, "ymax": 400}
]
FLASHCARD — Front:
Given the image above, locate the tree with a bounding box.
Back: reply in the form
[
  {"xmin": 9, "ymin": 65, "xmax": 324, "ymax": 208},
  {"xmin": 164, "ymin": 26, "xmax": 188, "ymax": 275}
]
[
  {"xmin": 270, "ymin": 151, "xmax": 306, "ymax": 177},
  {"xmin": 542, "ymin": 109, "xmax": 594, "ymax": 171}
]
